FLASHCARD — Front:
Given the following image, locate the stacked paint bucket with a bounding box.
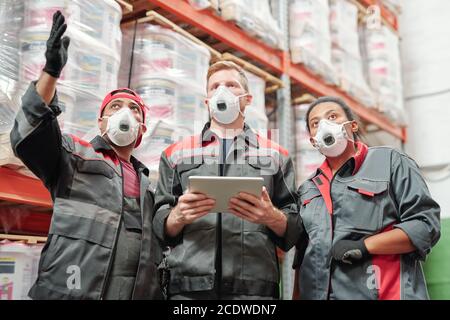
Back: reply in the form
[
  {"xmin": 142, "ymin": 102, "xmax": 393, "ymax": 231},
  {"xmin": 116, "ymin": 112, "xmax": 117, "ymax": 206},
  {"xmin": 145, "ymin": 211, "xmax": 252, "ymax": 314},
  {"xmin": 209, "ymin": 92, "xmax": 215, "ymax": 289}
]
[{"xmin": 18, "ymin": 0, "xmax": 122, "ymax": 138}]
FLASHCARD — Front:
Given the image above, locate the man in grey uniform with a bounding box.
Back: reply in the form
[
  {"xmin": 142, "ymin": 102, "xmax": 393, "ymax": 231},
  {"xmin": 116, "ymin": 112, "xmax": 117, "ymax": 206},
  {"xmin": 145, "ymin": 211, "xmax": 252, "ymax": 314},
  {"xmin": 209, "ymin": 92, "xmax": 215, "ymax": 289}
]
[
  {"xmin": 154, "ymin": 61, "xmax": 304, "ymax": 299},
  {"xmin": 10, "ymin": 11, "xmax": 162, "ymax": 299}
]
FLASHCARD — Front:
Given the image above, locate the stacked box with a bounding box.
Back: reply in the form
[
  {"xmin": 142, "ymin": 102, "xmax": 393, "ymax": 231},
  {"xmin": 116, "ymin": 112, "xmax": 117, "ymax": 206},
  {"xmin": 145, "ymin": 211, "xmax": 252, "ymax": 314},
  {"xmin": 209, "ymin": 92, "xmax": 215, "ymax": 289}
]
[
  {"xmin": 243, "ymin": 71, "xmax": 268, "ymax": 137},
  {"xmin": 294, "ymin": 104, "xmax": 324, "ymax": 186},
  {"xmin": 0, "ymin": 0, "xmax": 124, "ymax": 170},
  {"xmin": 218, "ymin": 0, "xmax": 283, "ymax": 49},
  {"xmin": 120, "ymin": 24, "xmax": 211, "ymax": 184},
  {"xmin": 0, "ymin": 241, "xmax": 44, "ymax": 300},
  {"xmin": 289, "ymin": 0, "xmax": 338, "ymax": 85},
  {"xmin": 360, "ymin": 24, "xmax": 406, "ymax": 124},
  {"xmin": 329, "ymin": 0, "xmax": 375, "ymax": 107}
]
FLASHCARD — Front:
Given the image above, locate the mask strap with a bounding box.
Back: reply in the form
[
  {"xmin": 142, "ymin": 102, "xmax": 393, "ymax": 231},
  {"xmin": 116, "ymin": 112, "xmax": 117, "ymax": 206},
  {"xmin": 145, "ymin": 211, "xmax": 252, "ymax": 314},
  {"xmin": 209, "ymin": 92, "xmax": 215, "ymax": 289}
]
[
  {"xmin": 341, "ymin": 121, "xmax": 355, "ymax": 143},
  {"xmin": 237, "ymin": 93, "xmax": 249, "ymax": 119},
  {"xmin": 99, "ymin": 116, "xmax": 109, "ymax": 138}
]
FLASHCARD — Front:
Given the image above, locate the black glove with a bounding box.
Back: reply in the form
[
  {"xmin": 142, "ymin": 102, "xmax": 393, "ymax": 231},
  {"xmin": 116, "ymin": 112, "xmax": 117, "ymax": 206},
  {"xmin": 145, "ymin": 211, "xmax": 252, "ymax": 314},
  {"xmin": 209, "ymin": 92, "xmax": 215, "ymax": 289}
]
[
  {"xmin": 330, "ymin": 237, "xmax": 370, "ymax": 265},
  {"xmin": 43, "ymin": 10, "xmax": 70, "ymax": 78}
]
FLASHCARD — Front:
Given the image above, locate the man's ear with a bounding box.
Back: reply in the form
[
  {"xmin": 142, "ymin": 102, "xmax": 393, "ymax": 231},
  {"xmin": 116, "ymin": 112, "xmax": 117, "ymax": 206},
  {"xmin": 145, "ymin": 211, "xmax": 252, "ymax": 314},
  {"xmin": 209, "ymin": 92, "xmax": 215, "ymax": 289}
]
[
  {"xmin": 141, "ymin": 123, "xmax": 147, "ymax": 134},
  {"xmin": 351, "ymin": 120, "xmax": 359, "ymax": 133},
  {"xmin": 245, "ymin": 94, "xmax": 253, "ymax": 106},
  {"xmin": 98, "ymin": 117, "xmax": 106, "ymax": 134},
  {"xmin": 240, "ymin": 94, "xmax": 252, "ymax": 112}
]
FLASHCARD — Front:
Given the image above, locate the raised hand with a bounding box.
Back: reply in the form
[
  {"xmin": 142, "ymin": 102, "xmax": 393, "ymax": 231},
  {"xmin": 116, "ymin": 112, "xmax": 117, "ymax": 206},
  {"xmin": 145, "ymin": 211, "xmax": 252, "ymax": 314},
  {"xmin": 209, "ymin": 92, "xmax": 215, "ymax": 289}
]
[{"xmin": 43, "ymin": 10, "xmax": 70, "ymax": 78}]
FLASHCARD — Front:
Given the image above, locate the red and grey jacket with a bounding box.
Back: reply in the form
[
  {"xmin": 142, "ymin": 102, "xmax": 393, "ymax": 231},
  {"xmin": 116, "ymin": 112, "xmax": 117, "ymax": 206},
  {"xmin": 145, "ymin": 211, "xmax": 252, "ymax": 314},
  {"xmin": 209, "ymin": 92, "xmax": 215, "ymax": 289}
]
[
  {"xmin": 10, "ymin": 82, "xmax": 163, "ymax": 299},
  {"xmin": 294, "ymin": 142, "xmax": 441, "ymax": 300},
  {"xmin": 153, "ymin": 122, "xmax": 304, "ymax": 298}
]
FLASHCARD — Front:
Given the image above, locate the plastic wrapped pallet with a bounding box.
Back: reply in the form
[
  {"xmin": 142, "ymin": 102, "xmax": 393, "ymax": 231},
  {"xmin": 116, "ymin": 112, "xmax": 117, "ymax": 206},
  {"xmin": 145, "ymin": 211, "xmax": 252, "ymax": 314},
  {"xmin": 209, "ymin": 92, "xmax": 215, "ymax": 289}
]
[
  {"xmin": 294, "ymin": 104, "xmax": 324, "ymax": 185},
  {"xmin": 120, "ymin": 24, "xmax": 208, "ymax": 87},
  {"xmin": 0, "ymin": 93, "xmax": 22, "ymax": 167},
  {"xmin": 11, "ymin": 0, "xmax": 123, "ymax": 138},
  {"xmin": 0, "ymin": 0, "xmax": 123, "ymax": 169},
  {"xmin": 0, "ymin": 0, "xmax": 24, "ymax": 101},
  {"xmin": 218, "ymin": 0, "xmax": 283, "ymax": 49},
  {"xmin": 0, "ymin": 240, "xmax": 44, "ymax": 300},
  {"xmin": 360, "ymin": 23, "xmax": 406, "ymax": 124},
  {"xmin": 289, "ymin": 0, "xmax": 338, "ymax": 85},
  {"xmin": 329, "ymin": 0, "xmax": 375, "ymax": 107},
  {"xmin": 243, "ymin": 71, "xmax": 268, "ymax": 136},
  {"xmin": 119, "ymin": 24, "xmax": 211, "ymax": 175},
  {"xmin": 188, "ymin": 0, "xmax": 218, "ymax": 11},
  {"xmin": 330, "ymin": 0, "xmax": 360, "ymax": 56}
]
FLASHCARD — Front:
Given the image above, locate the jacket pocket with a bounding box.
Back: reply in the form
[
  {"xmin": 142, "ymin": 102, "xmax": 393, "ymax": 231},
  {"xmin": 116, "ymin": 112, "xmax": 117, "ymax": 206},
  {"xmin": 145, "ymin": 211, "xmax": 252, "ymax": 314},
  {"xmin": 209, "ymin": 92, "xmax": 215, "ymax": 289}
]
[
  {"xmin": 242, "ymin": 231, "xmax": 278, "ymax": 283},
  {"xmin": 178, "ymin": 163, "xmax": 203, "ymax": 190},
  {"xmin": 72, "ymin": 160, "xmax": 121, "ymax": 207},
  {"xmin": 341, "ymin": 180, "xmax": 388, "ymax": 232},
  {"xmin": 178, "ymin": 163, "xmax": 202, "ymax": 175},
  {"xmin": 38, "ymin": 232, "xmax": 111, "ymax": 299},
  {"xmin": 38, "ymin": 200, "xmax": 119, "ymax": 298},
  {"xmin": 247, "ymin": 155, "xmax": 279, "ymax": 177},
  {"xmin": 76, "ymin": 159, "xmax": 116, "ymax": 179},
  {"xmin": 245, "ymin": 156, "xmax": 275, "ymax": 196},
  {"xmin": 51, "ymin": 198, "xmax": 120, "ymax": 248},
  {"xmin": 299, "ymin": 188, "xmax": 322, "ymax": 233},
  {"xmin": 166, "ymin": 227, "xmax": 216, "ymax": 293}
]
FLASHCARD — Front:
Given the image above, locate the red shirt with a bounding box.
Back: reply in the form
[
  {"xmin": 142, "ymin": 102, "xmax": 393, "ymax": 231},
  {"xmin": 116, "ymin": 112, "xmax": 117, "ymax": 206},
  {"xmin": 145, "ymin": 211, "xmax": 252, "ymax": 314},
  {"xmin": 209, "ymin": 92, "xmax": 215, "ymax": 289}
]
[{"xmin": 120, "ymin": 159, "xmax": 140, "ymax": 198}]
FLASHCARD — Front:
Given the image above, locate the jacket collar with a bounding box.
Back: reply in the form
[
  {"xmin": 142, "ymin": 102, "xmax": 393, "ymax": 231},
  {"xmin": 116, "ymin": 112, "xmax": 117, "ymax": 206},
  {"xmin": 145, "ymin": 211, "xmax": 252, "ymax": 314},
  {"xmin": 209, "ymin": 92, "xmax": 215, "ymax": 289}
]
[
  {"xmin": 311, "ymin": 141, "xmax": 369, "ymax": 181},
  {"xmin": 90, "ymin": 135, "xmax": 149, "ymax": 177},
  {"xmin": 352, "ymin": 141, "xmax": 369, "ymax": 175},
  {"xmin": 90, "ymin": 135, "xmax": 113, "ymax": 152},
  {"xmin": 200, "ymin": 122, "xmax": 259, "ymax": 149}
]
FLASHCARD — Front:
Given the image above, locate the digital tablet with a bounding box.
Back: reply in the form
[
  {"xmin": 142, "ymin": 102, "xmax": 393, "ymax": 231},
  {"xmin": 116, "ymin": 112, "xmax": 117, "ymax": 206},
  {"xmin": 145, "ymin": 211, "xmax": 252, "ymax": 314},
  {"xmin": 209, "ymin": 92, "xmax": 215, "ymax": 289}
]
[{"xmin": 188, "ymin": 176, "xmax": 264, "ymax": 213}]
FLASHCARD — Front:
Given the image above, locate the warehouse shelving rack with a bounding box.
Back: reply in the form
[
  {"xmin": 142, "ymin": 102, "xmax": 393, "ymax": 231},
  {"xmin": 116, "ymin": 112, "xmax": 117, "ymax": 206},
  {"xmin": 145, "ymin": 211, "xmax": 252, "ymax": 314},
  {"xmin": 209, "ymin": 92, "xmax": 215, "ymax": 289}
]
[
  {"xmin": 0, "ymin": 0, "xmax": 403, "ymax": 266},
  {"xmin": 123, "ymin": 0, "xmax": 406, "ymax": 142}
]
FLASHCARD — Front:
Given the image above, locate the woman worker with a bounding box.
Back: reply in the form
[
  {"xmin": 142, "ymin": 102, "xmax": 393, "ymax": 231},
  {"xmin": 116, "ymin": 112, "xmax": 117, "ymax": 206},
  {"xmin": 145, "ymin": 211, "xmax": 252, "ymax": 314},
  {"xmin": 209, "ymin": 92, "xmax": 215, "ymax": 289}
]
[{"xmin": 293, "ymin": 96, "xmax": 440, "ymax": 300}]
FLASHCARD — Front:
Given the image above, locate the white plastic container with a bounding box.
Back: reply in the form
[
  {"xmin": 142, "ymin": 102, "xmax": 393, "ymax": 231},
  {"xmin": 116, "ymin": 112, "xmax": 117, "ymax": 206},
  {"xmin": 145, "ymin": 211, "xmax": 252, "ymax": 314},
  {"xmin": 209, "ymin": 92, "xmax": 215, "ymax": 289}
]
[
  {"xmin": 23, "ymin": 0, "xmax": 68, "ymax": 29},
  {"xmin": 289, "ymin": 0, "xmax": 337, "ymax": 85},
  {"xmin": 68, "ymin": 0, "xmax": 122, "ymax": 54},
  {"xmin": 135, "ymin": 78, "xmax": 177, "ymax": 124},
  {"xmin": 0, "ymin": 0, "xmax": 24, "ymax": 99},
  {"xmin": 128, "ymin": 25, "xmax": 210, "ymax": 92}
]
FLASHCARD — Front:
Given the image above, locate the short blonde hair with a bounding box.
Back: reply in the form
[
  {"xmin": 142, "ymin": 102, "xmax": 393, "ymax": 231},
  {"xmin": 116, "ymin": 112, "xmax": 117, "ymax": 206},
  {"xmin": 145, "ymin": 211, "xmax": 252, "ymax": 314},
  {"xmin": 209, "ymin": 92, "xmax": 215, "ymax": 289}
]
[{"xmin": 207, "ymin": 61, "xmax": 249, "ymax": 92}]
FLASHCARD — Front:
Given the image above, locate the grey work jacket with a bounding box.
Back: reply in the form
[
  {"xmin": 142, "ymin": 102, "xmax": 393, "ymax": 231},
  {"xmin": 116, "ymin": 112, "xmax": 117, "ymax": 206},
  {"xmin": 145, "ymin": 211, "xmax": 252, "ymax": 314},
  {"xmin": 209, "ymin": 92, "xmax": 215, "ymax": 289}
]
[
  {"xmin": 295, "ymin": 146, "xmax": 440, "ymax": 300},
  {"xmin": 153, "ymin": 122, "xmax": 303, "ymax": 298},
  {"xmin": 10, "ymin": 82, "xmax": 163, "ymax": 299}
]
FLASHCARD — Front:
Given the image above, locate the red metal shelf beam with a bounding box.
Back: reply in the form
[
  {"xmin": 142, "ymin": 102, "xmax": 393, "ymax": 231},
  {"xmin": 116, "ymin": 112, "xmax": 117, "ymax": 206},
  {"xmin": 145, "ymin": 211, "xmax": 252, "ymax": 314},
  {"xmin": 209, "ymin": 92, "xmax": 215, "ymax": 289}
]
[
  {"xmin": 0, "ymin": 167, "xmax": 52, "ymax": 208},
  {"xmin": 0, "ymin": 207, "xmax": 51, "ymax": 236},
  {"xmin": 289, "ymin": 64, "xmax": 406, "ymax": 140},
  {"xmin": 147, "ymin": 0, "xmax": 405, "ymax": 142},
  {"xmin": 148, "ymin": 0, "xmax": 285, "ymax": 73}
]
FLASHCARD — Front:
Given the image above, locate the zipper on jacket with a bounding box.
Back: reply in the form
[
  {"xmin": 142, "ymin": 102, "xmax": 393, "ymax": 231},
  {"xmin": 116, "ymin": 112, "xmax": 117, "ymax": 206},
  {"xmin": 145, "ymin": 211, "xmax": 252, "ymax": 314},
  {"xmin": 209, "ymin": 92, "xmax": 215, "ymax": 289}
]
[
  {"xmin": 130, "ymin": 169, "xmax": 144, "ymax": 299},
  {"xmin": 215, "ymin": 140, "xmax": 226, "ymax": 298},
  {"xmin": 100, "ymin": 159, "xmax": 125, "ymax": 300},
  {"xmin": 325, "ymin": 172, "xmax": 335, "ymax": 300}
]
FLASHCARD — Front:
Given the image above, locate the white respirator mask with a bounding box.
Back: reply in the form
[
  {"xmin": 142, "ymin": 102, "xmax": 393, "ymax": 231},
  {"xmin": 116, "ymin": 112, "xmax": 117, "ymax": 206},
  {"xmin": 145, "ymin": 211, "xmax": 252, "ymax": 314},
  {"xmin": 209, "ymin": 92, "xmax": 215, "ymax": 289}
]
[
  {"xmin": 102, "ymin": 107, "xmax": 141, "ymax": 147},
  {"xmin": 208, "ymin": 85, "xmax": 247, "ymax": 125},
  {"xmin": 312, "ymin": 120, "xmax": 353, "ymax": 158}
]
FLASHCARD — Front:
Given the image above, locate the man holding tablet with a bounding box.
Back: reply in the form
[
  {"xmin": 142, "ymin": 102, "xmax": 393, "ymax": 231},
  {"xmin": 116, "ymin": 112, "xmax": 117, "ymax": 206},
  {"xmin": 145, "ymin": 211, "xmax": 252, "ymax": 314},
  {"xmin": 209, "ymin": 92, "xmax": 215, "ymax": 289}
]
[{"xmin": 154, "ymin": 61, "xmax": 304, "ymax": 300}]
